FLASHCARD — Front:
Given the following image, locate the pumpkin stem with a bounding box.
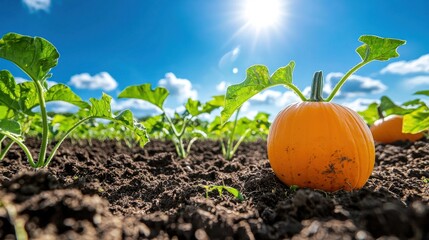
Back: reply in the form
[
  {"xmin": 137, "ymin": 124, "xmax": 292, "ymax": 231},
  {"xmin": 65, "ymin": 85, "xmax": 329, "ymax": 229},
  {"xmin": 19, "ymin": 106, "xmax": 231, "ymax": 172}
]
[
  {"xmin": 377, "ymin": 106, "xmax": 385, "ymax": 120},
  {"xmin": 309, "ymin": 71, "xmax": 325, "ymax": 102}
]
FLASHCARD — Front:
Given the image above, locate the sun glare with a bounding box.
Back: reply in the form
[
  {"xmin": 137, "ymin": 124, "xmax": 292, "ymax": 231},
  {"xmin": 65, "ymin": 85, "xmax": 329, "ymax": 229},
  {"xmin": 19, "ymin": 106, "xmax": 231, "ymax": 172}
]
[{"xmin": 242, "ymin": 0, "xmax": 284, "ymax": 31}]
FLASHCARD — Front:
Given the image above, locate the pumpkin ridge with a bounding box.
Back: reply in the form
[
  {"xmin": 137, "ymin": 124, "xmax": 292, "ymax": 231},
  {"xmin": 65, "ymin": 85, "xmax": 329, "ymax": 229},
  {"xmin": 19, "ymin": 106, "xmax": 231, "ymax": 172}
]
[
  {"xmin": 342, "ymin": 104, "xmax": 374, "ymax": 188},
  {"xmin": 339, "ymin": 104, "xmax": 364, "ymax": 189}
]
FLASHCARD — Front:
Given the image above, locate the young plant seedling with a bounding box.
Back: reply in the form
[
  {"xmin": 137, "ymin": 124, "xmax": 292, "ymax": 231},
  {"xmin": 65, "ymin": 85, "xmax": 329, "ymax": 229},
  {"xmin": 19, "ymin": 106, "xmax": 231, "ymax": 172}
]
[
  {"xmin": 200, "ymin": 184, "xmax": 244, "ymax": 201},
  {"xmin": 0, "ymin": 33, "xmax": 148, "ymax": 168},
  {"xmin": 208, "ymin": 111, "xmax": 270, "ymax": 160},
  {"xmin": 221, "ymin": 35, "xmax": 405, "ymax": 192},
  {"xmin": 118, "ymin": 84, "xmax": 223, "ymax": 158},
  {"xmin": 289, "ymin": 185, "xmax": 299, "ymax": 192}
]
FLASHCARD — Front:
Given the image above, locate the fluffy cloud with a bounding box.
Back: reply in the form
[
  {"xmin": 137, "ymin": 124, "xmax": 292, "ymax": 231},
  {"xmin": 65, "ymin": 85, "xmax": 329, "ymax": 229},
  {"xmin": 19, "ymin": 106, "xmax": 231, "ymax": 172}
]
[
  {"xmin": 158, "ymin": 73, "xmax": 197, "ymax": 102},
  {"xmin": 111, "ymin": 99, "xmax": 161, "ymax": 112},
  {"xmin": 341, "ymin": 98, "xmax": 378, "ymax": 111},
  {"xmin": 381, "ymin": 54, "xmax": 429, "ymax": 74},
  {"xmin": 403, "ymin": 75, "xmax": 429, "ymax": 88},
  {"xmin": 14, "ymin": 77, "xmax": 57, "ymax": 88},
  {"xmin": 22, "ymin": 0, "xmax": 51, "ymax": 12},
  {"xmin": 325, "ymin": 73, "xmax": 387, "ymax": 98},
  {"xmin": 164, "ymin": 105, "xmax": 187, "ymax": 118},
  {"xmin": 216, "ymin": 81, "xmax": 229, "ymax": 92},
  {"xmin": 45, "ymin": 101, "xmax": 78, "ymax": 113},
  {"xmin": 69, "ymin": 72, "xmax": 118, "ymax": 91},
  {"xmin": 250, "ymin": 89, "xmax": 301, "ymax": 107}
]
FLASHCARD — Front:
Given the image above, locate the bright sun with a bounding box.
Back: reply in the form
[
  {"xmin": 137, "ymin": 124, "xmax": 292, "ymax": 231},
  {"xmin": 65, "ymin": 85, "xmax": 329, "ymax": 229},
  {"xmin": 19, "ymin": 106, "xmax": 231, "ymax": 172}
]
[{"xmin": 242, "ymin": 0, "xmax": 284, "ymax": 31}]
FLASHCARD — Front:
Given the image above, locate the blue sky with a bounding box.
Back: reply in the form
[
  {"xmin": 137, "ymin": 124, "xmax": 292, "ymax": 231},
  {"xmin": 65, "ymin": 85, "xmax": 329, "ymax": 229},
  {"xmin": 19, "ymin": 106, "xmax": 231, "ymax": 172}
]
[{"xmin": 1, "ymin": 0, "xmax": 429, "ymax": 119}]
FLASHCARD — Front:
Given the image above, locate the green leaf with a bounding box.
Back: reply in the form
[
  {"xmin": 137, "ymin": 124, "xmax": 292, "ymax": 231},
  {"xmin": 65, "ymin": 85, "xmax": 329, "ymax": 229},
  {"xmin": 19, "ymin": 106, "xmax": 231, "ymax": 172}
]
[
  {"xmin": 0, "ymin": 71, "xmax": 87, "ymax": 114},
  {"xmin": 143, "ymin": 115, "xmax": 168, "ymax": 136},
  {"xmin": 402, "ymin": 99, "xmax": 427, "ymax": 108},
  {"xmin": 201, "ymin": 95, "xmax": 224, "ymax": 114},
  {"xmin": 45, "ymin": 84, "xmax": 90, "ymax": 109},
  {"xmin": 88, "ymin": 93, "xmax": 113, "ymax": 118},
  {"xmin": 114, "ymin": 110, "xmax": 149, "ymax": 147},
  {"xmin": 0, "ymin": 70, "xmax": 31, "ymax": 113},
  {"xmin": 223, "ymin": 186, "xmax": 244, "ymax": 201},
  {"xmin": 0, "ymin": 119, "xmax": 21, "ymax": 136},
  {"xmin": 414, "ymin": 90, "xmax": 429, "ymax": 97},
  {"xmin": 403, "ymin": 106, "xmax": 429, "ymax": 134},
  {"xmin": 0, "ymin": 33, "xmax": 59, "ymax": 82},
  {"xmin": 205, "ymin": 95, "xmax": 225, "ymax": 107},
  {"xmin": 356, "ymin": 35, "xmax": 406, "ymax": 62},
  {"xmin": 207, "ymin": 116, "xmax": 223, "ymax": 133},
  {"xmin": 380, "ymin": 96, "xmax": 412, "ymax": 116},
  {"xmin": 86, "ymin": 93, "xmax": 149, "ymax": 147},
  {"xmin": 185, "ymin": 98, "xmax": 201, "ymax": 117},
  {"xmin": 221, "ymin": 61, "xmax": 297, "ymax": 123},
  {"xmin": 254, "ymin": 112, "xmax": 270, "ymax": 122},
  {"xmin": 118, "ymin": 83, "xmax": 169, "ymax": 110},
  {"xmin": 0, "ymin": 106, "xmax": 15, "ymax": 119},
  {"xmin": 200, "ymin": 185, "xmax": 244, "ymax": 201},
  {"xmin": 357, "ymin": 102, "xmax": 379, "ymax": 125}
]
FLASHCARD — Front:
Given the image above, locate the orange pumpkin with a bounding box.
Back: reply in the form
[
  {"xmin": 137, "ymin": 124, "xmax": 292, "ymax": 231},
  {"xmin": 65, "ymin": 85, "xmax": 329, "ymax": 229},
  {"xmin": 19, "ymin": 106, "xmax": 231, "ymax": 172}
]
[
  {"xmin": 370, "ymin": 115, "xmax": 424, "ymax": 143},
  {"xmin": 267, "ymin": 72, "xmax": 375, "ymax": 192}
]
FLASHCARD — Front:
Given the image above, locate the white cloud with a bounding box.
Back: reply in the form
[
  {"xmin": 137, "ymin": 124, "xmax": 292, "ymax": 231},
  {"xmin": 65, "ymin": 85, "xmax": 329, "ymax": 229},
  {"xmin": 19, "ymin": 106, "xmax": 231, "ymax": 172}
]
[
  {"xmin": 164, "ymin": 105, "xmax": 187, "ymax": 118},
  {"xmin": 14, "ymin": 77, "xmax": 57, "ymax": 88},
  {"xmin": 325, "ymin": 72, "xmax": 387, "ymax": 98},
  {"xmin": 403, "ymin": 75, "xmax": 429, "ymax": 88},
  {"xmin": 341, "ymin": 98, "xmax": 378, "ymax": 112},
  {"xmin": 22, "ymin": 0, "xmax": 51, "ymax": 12},
  {"xmin": 242, "ymin": 110, "xmax": 258, "ymax": 119},
  {"xmin": 45, "ymin": 101, "xmax": 78, "ymax": 113},
  {"xmin": 241, "ymin": 101, "xmax": 251, "ymax": 112},
  {"xmin": 69, "ymin": 72, "xmax": 118, "ymax": 91},
  {"xmin": 111, "ymin": 99, "xmax": 161, "ymax": 112},
  {"xmin": 14, "ymin": 77, "xmax": 29, "ymax": 84},
  {"xmin": 158, "ymin": 73, "xmax": 197, "ymax": 102},
  {"xmin": 381, "ymin": 54, "xmax": 429, "ymax": 75},
  {"xmin": 216, "ymin": 81, "xmax": 229, "ymax": 92},
  {"xmin": 250, "ymin": 89, "xmax": 301, "ymax": 107}
]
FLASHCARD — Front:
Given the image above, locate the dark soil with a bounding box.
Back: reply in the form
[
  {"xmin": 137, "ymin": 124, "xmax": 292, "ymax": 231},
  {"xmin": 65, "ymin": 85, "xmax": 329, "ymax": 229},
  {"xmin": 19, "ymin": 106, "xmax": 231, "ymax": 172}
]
[{"xmin": 1, "ymin": 138, "xmax": 428, "ymax": 239}]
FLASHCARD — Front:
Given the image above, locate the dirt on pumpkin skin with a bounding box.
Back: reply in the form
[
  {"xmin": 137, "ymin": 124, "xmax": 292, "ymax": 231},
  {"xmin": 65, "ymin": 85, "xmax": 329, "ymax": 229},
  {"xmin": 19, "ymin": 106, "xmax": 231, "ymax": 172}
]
[{"xmin": 0, "ymin": 138, "xmax": 428, "ymax": 239}]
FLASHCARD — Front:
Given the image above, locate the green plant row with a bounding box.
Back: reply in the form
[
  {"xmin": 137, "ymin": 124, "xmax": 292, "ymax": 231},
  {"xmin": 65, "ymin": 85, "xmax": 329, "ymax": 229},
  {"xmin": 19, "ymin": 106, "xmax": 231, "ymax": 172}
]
[{"xmin": 1, "ymin": 32, "xmax": 417, "ymax": 171}]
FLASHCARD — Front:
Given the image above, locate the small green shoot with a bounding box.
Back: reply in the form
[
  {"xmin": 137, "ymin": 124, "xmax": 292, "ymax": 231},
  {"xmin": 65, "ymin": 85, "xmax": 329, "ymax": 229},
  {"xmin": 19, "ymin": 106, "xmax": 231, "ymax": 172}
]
[
  {"xmin": 200, "ymin": 184, "xmax": 244, "ymax": 201},
  {"xmin": 208, "ymin": 111, "xmax": 270, "ymax": 160},
  {"xmin": 289, "ymin": 185, "xmax": 299, "ymax": 192},
  {"xmin": 119, "ymin": 84, "xmax": 222, "ymax": 158},
  {"xmin": 422, "ymin": 177, "xmax": 429, "ymax": 184}
]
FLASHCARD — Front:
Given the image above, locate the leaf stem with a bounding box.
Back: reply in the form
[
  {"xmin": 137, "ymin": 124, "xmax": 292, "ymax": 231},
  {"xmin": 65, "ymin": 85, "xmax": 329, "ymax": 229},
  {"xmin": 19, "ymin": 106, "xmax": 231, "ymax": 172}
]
[
  {"xmin": 287, "ymin": 84, "xmax": 307, "ymax": 102},
  {"xmin": 0, "ymin": 132, "xmax": 36, "ymax": 168},
  {"xmin": 0, "ymin": 140, "xmax": 14, "ymax": 161},
  {"xmin": 186, "ymin": 137, "xmax": 199, "ymax": 155},
  {"xmin": 231, "ymin": 129, "xmax": 251, "ymax": 157},
  {"xmin": 43, "ymin": 117, "xmax": 92, "ymax": 167},
  {"xmin": 325, "ymin": 61, "xmax": 368, "ymax": 102},
  {"xmin": 34, "ymin": 80, "xmax": 49, "ymax": 167},
  {"xmin": 0, "ymin": 135, "xmax": 5, "ymax": 152},
  {"xmin": 226, "ymin": 107, "xmax": 241, "ymax": 160},
  {"xmin": 163, "ymin": 111, "xmax": 180, "ymax": 136}
]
